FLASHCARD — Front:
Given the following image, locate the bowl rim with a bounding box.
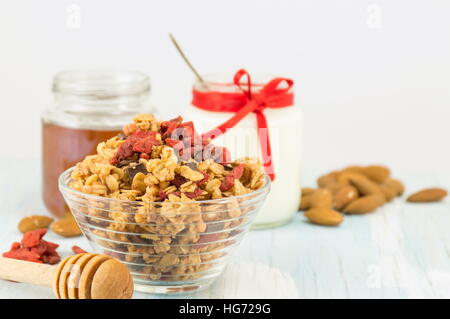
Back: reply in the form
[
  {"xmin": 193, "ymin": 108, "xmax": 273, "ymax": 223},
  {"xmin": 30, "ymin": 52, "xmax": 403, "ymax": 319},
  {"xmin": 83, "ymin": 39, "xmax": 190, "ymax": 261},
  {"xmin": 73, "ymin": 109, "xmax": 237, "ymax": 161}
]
[{"xmin": 59, "ymin": 166, "xmax": 271, "ymax": 206}]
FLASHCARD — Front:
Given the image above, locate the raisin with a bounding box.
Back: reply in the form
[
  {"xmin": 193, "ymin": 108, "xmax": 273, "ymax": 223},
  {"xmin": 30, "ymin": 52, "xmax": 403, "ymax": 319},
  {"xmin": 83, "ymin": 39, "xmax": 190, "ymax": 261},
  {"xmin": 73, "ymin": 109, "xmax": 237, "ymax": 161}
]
[
  {"xmin": 125, "ymin": 162, "xmax": 148, "ymax": 180},
  {"xmin": 171, "ymin": 174, "xmax": 189, "ymax": 188}
]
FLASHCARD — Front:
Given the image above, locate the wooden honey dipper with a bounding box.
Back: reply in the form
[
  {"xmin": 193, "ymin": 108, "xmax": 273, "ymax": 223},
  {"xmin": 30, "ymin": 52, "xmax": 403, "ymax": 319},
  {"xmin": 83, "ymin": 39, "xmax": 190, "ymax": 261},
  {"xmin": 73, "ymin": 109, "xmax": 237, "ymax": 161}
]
[{"xmin": 0, "ymin": 253, "xmax": 134, "ymax": 299}]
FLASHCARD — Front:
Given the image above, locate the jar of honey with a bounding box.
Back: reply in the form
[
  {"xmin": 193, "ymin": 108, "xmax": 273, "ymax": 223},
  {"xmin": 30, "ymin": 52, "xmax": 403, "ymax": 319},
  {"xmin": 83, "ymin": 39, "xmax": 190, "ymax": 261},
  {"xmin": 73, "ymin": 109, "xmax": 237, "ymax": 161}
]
[{"xmin": 42, "ymin": 69, "xmax": 152, "ymax": 217}]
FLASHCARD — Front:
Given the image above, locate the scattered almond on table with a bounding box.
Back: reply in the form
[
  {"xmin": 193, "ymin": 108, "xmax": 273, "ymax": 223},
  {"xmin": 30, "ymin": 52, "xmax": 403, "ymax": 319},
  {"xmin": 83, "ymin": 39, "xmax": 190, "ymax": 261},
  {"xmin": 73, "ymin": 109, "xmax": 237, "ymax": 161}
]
[
  {"xmin": 304, "ymin": 208, "xmax": 343, "ymax": 226},
  {"xmin": 50, "ymin": 215, "xmax": 82, "ymax": 237},
  {"xmin": 18, "ymin": 215, "xmax": 54, "ymax": 233},
  {"xmin": 406, "ymin": 188, "xmax": 448, "ymax": 203}
]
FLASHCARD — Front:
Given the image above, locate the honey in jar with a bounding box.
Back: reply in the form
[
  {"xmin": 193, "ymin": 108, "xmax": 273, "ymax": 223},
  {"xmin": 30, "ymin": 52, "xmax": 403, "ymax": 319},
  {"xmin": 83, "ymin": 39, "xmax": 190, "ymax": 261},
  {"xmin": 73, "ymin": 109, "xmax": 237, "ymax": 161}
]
[{"xmin": 41, "ymin": 70, "xmax": 152, "ymax": 217}]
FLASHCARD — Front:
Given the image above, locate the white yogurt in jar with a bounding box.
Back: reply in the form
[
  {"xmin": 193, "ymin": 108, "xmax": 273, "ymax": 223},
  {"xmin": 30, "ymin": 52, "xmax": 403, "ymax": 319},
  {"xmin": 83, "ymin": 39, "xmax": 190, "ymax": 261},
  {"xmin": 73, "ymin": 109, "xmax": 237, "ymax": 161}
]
[{"xmin": 183, "ymin": 73, "xmax": 302, "ymax": 229}]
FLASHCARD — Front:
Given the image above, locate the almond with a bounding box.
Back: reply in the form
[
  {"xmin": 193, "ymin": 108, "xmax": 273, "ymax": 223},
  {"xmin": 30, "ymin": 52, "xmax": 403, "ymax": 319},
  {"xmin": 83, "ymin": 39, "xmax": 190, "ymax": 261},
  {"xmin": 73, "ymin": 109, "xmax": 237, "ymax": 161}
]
[
  {"xmin": 317, "ymin": 171, "xmax": 338, "ymax": 189},
  {"xmin": 383, "ymin": 178, "xmax": 404, "ymax": 196},
  {"xmin": 343, "ymin": 194, "xmax": 385, "ymax": 214},
  {"xmin": 342, "ymin": 165, "xmax": 364, "ymax": 173},
  {"xmin": 299, "ymin": 195, "xmax": 310, "ymax": 210},
  {"xmin": 407, "ymin": 188, "xmax": 447, "ymax": 203},
  {"xmin": 18, "ymin": 215, "xmax": 54, "ymax": 233},
  {"xmin": 349, "ymin": 174, "xmax": 385, "ymax": 198},
  {"xmin": 307, "ymin": 189, "xmax": 333, "ymax": 209},
  {"xmin": 361, "ymin": 165, "xmax": 390, "ymax": 184},
  {"xmin": 380, "ymin": 184, "xmax": 397, "ymax": 201},
  {"xmin": 299, "ymin": 188, "xmax": 316, "ymax": 210},
  {"xmin": 333, "ymin": 185, "xmax": 359, "ymax": 210},
  {"xmin": 304, "ymin": 208, "xmax": 343, "ymax": 226},
  {"xmin": 336, "ymin": 171, "xmax": 364, "ymax": 186},
  {"xmin": 301, "ymin": 187, "xmax": 316, "ymax": 197},
  {"xmin": 50, "ymin": 216, "xmax": 82, "ymax": 237}
]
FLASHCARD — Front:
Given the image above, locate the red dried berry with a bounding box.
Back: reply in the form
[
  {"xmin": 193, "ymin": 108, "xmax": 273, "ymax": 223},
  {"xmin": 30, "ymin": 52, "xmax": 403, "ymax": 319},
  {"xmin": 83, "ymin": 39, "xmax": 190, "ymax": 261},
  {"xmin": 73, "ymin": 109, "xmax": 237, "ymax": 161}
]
[
  {"xmin": 3, "ymin": 247, "xmax": 41, "ymax": 262},
  {"xmin": 10, "ymin": 242, "xmax": 21, "ymax": 251},
  {"xmin": 161, "ymin": 116, "xmax": 183, "ymax": 138},
  {"xmin": 42, "ymin": 240, "xmax": 59, "ymax": 252},
  {"xmin": 72, "ymin": 245, "xmax": 87, "ymax": 254},
  {"xmin": 21, "ymin": 228, "xmax": 47, "ymax": 248},
  {"xmin": 184, "ymin": 188, "xmax": 204, "ymax": 199},
  {"xmin": 41, "ymin": 252, "xmax": 61, "ymax": 265},
  {"xmin": 132, "ymin": 132, "xmax": 161, "ymax": 154},
  {"xmin": 30, "ymin": 243, "xmax": 48, "ymax": 256},
  {"xmin": 220, "ymin": 164, "xmax": 244, "ymax": 192},
  {"xmin": 169, "ymin": 191, "xmax": 182, "ymax": 198},
  {"xmin": 111, "ymin": 130, "xmax": 161, "ymax": 165},
  {"xmin": 165, "ymin": 138, "xmax": 179, "ymax": 147},
  {"xmin": 110, "ymin": 139, "xmax": 135, "ymax": 165},
  {"xmin": 3, "ymin": 228, "xmax": 61, "ymax": 264},
  {"xmin": 159, "ymin": 190, "xmax": 167, "ymax": 200},
  {"xmin": 196, "ymin": 172, "xmax": 210, "ymax": 186}
]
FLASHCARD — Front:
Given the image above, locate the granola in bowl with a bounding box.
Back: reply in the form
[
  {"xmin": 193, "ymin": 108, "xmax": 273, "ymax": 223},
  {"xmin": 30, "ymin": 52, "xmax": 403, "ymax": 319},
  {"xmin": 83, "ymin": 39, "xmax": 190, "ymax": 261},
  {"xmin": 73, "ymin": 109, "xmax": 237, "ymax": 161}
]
[{"xmin": 60, "ymin": 114, "xmax": 270, "ymax": 293}]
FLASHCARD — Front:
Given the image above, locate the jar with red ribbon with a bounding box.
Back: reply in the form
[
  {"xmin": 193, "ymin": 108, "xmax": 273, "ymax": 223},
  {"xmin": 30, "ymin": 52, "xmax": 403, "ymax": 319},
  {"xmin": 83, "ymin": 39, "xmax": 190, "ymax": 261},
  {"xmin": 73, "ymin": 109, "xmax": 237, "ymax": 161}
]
[{"xmin": 183, "ymin": 70, "xmax": 302, "ymax": 229}]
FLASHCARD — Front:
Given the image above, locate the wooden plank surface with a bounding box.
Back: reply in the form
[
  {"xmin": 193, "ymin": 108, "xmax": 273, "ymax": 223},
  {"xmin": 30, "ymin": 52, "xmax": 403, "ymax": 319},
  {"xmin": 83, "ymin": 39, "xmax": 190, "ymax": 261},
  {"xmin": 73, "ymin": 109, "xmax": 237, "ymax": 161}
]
[{"xmin": 0, "ymin": 159, "xmax": 448, "ymax": 299}]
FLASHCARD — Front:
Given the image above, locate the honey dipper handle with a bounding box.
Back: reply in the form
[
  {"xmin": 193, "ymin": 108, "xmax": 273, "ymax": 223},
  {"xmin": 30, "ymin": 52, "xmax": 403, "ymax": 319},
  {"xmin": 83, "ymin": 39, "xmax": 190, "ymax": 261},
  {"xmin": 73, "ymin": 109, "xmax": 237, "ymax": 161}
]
[{"xmin": 0, "ymin": 257, "xmax": 54, "ymax": 287}]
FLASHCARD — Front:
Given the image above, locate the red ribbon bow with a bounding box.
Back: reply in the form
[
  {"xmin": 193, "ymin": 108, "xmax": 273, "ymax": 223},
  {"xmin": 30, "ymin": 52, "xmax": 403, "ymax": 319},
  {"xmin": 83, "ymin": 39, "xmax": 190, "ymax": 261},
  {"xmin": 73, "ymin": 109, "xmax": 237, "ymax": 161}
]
[{"xmin": 192, "ymin": 69, "xmax": 294, "ymax": 181}]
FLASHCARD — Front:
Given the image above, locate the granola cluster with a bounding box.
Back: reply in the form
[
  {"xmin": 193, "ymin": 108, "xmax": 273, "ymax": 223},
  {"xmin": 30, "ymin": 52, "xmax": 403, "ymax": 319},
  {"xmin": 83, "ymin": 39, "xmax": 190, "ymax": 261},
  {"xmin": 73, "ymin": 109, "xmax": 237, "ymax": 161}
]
[{"xmin": 68, "ymin": 114, "xmax": 266, "ymax": 281}]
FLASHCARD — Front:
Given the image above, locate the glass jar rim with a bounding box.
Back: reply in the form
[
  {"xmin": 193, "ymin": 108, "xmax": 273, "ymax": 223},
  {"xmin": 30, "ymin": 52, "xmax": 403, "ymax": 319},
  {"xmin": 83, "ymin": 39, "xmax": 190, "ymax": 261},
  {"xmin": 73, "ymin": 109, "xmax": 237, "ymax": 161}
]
[
  {"xmin": 53, "ymin": 69, "xmax": 150, "ymax": 98},
  {"xmin": 193, "ymin": 72, "xmax": 284, "ymax": 92}
]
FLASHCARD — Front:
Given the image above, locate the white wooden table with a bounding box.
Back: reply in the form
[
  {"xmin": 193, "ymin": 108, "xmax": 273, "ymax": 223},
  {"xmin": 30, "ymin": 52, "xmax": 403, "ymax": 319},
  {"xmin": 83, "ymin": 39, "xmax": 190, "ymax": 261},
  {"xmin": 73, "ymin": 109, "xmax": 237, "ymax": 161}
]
[{"xmin": 0, "ymin": 159, "xmax": 449, "ymax": 299}]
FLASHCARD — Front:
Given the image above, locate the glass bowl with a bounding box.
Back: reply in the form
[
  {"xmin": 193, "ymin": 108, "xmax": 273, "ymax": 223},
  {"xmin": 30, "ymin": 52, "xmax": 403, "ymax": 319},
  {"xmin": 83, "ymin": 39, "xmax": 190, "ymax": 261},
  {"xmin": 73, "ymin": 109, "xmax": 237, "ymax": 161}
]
[{"xmin": 59, "ymin": 167, "xmax": 270, "ymax": 294}]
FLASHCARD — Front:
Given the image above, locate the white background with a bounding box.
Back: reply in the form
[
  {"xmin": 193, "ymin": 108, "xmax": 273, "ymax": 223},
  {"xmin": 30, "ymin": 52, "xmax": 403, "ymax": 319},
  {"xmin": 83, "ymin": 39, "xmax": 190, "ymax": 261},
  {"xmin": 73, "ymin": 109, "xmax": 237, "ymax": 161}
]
[{"xmin": 1, "ymin": 0, "xmax": 449, "ymax": 180}]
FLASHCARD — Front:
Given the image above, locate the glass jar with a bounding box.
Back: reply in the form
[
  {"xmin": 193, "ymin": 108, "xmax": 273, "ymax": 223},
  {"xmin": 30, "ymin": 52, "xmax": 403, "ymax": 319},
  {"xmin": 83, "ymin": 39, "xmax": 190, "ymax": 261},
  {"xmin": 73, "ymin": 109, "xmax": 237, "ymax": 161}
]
[
  {"xmin": 183, "ymin": 72, "xmax": 302, "ymax": 229},
  {"xmin": 42, "ymin": 69, "xmax": 152, "ymax": 217}
]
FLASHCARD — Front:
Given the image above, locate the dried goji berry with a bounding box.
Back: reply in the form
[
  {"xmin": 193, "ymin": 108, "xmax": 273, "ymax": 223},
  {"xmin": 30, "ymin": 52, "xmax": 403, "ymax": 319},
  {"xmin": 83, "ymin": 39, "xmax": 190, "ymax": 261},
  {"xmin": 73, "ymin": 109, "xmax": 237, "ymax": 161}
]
[
  {"xmin": 160, "ymin": 116, "xmax": 183, "ymax": 138},
  {"xmin": 72, "ymin": 245, "xmax": 87, "ymax": 254},
  {"xmin": 220, "ymin": 164, "xmax": 244, "ymax": 192},
  {"xmin": 132, "ymin": 132, "xmax": 161, "ymax": 154},
  {"xmin": 30, "ymin": 243, "xmax": 48, "ymax": 256},
  {"xmin": 110, "ymin": 139, "xmax": 135, "ymax": 165},
  {"xmin": 3, "ymin": 228, "xmax": 61, "ymax": 264},
  {"xmin": 42, "ymin": 240, "xmax": 59, "ymax": 252},
  {"xmin": 41, "ymin": 252, "xmax": 60, "ymax": 265},
  {"xmin": 196, "ymin": 172, "xmax": 210, "ymax": 186},
  {"xmin": 10, "ymin": 242, "xmax": 20, "ymax": 251},
  {"xmin": 21, "ymin": 228, "xmax": 47, "ymax": 248},
  {"xmin": 169, "ymin": 191, "xmax": 182, "ymax": 198},
  {"xmin": 158, "ymin": 190, "xmax": 167, "ymax": 200},
  {"xmin": 111, "ymin": 130, "xmax": 161, "ymax": 165},
  {"xmin": 184, "ymin": 188, "xmax": 204, "ymax": 199},
  {"xmin": 165, "ymin": 138, "xmax": 183, "ymax": 148},
  {"xmin": 3, "ymin": 247, "xmax": 41, "ymax": 262},
  {"xmin": 159, "ymin": 190, "xmax": 182, "ymax": 200}
]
